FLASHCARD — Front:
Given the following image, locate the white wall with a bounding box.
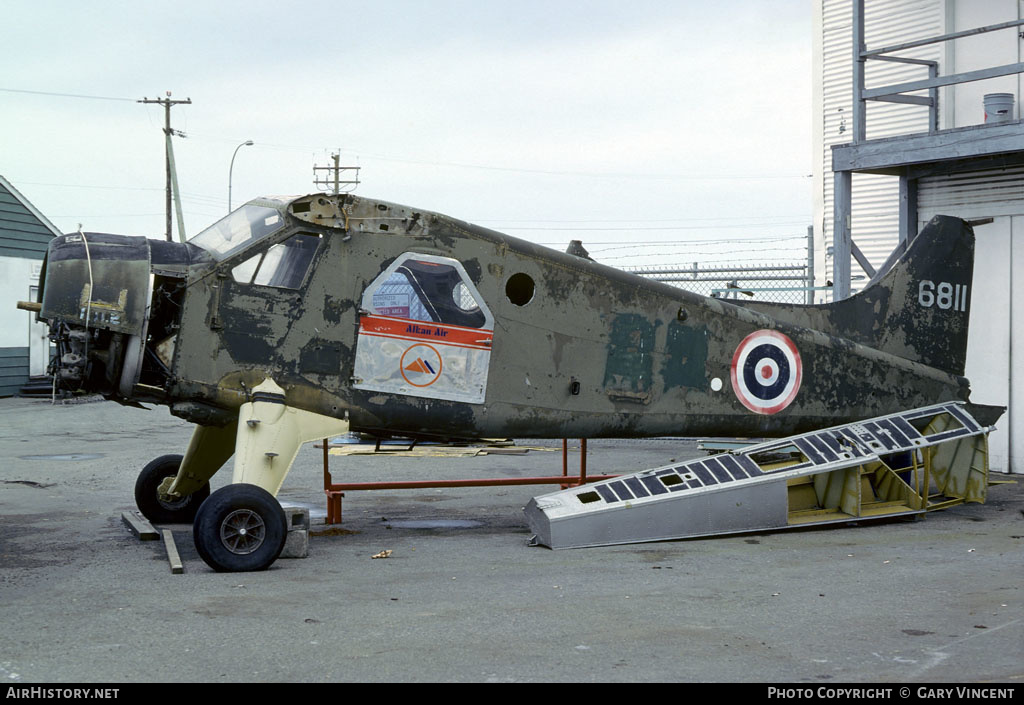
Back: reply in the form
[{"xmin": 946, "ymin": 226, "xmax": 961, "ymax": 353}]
[
  {"xmin": 1012, "ymin": 215, "xmax": 1023, "ymax": 474},
  {"xmin": 943, "ymin": 0, "xmax": 1022, "ymax": 129},
  {"xmin": 0, "ymin": 256, "xmax": 41, "ymax": 349},
  {"xmin": 959, "ymin": 219, "xmax": 1016, "ymax": 474},
  {"xmin": 910, "ymin": 210, "xmax": 1019, "ymax": 476}
]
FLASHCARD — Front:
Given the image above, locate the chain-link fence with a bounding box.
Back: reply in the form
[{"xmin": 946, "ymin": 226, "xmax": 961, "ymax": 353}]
[{"xmin": 624, "ymin": 263, "xmax": 813, "ymax": 304}]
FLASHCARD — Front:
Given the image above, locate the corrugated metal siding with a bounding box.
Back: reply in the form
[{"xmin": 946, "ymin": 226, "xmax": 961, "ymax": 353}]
[
  {"xmin": 0, "ymin": 182, "xmax": 56, "ymax": 260},
  {"xmin": 820, "ymin": 0, "xmax": 943, "ymax": 290},
  {"xmin": 918, "ymin": 166, "xmax": 1024, "ymax": 219},
  {"xmin": 0, "ymin": 347, "xmax": 29, "ymax": 397}
]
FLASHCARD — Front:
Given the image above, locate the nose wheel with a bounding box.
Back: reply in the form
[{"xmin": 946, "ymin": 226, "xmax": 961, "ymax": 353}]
[{"xmin": 193, "ymin": 484, "xmax": 287, "ymax": 572}]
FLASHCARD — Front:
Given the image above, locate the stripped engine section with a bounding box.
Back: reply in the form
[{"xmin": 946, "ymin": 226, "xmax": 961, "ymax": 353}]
[{"xmin": 40, "ymin": 232, "xmax": 202, "ymax": 401}]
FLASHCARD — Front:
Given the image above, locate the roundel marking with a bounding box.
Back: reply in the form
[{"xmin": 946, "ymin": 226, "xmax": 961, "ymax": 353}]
[
  {"xmin": 399, "ymin": 343, "xmax": 443, "ymax": 387},
  {"xmin": 730, "ymin": 330, "xmax": 802, "ymax": 415}
]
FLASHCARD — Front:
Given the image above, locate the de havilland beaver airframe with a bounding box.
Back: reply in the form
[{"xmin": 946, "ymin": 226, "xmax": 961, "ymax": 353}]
[{"xmin": 23, "ymin": 193, "xmax": 1003, "ymax": 571}]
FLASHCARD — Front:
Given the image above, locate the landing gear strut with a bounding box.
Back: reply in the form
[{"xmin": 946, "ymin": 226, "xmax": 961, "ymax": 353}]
[
  {"xmin": 134, "ymin": 454, "xmax": 210, "ymax": 524},
  {"xmin": 139, "ymin": 378, "xmax": 349, "ymax": 572}
]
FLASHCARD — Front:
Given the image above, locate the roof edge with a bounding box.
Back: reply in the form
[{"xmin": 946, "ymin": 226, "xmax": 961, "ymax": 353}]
[{"xmin": 0, "ymin": 174, "xmax": 64, "ymax": 238}]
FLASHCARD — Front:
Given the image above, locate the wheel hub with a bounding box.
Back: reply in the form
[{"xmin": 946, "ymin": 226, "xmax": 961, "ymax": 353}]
[
  {"xmin": 157, "ymin": 475, "xmax": 192, "ymax": 510},
  {"xmin": 220, "ymin": 509, "xmax": 266, "ymax": 555}
]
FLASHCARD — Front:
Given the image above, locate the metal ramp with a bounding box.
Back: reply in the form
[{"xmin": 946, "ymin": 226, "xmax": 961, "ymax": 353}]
[{"xmin": 524, "ymin": 402, "xmax": 993, "ymax": 549}]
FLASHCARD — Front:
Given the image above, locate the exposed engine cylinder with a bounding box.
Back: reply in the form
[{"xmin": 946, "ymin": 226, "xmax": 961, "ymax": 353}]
[{"xmin": 50, "ymin": 324, "xmax": 92, "ymax": 384}]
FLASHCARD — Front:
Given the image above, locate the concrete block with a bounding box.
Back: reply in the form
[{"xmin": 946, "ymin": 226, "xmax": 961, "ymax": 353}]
[
  {"xmin": 283, "ymin": 506, "xmax": 310, "ymax": 531},
  {"xmin": 280, "ymin": 507, "xmax": 309, "ymax": 559}
]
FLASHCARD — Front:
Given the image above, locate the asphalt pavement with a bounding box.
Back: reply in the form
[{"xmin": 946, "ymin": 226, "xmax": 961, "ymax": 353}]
[{"xmin": 0, "ymin": 395, "xmax": 1021, "ymax": 684}]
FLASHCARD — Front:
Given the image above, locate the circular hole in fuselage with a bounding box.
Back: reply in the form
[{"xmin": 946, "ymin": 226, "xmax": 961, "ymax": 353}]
[{"xmin": 506, "ymin": 272, "xmax": 535, "ymax": 306}]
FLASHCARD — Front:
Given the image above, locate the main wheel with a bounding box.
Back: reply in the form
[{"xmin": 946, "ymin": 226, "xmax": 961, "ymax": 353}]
[
  {"xmin": 134, "ymin": 454, "xmax": 210, "ymax": 524},
  {"xmin": 193, "ymin": 484, "xmax": 287, "ymax": 572}
]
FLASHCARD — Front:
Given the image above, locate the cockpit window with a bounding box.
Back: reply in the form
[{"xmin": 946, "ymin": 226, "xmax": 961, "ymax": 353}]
[
  {"xmin": 190, "ymin": 205, "xmax": 285, "ymax": 260},
  {"xmin": 230, "ymin": 233, "xmax": 322, "ymax": 289}
]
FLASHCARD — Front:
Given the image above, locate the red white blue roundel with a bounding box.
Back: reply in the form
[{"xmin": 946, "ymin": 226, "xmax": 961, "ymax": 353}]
[{"xmin": 730, "ymin": 330, "xmax": 802, "ymax": 415}]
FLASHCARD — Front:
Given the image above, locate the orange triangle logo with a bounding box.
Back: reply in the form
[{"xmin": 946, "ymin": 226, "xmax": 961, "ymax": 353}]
[{"xmin": 404, "ymin": 358, "xmax": 429, "ymax": 374}]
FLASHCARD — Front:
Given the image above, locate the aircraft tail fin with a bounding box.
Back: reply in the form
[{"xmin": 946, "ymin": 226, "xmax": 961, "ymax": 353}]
[
  {"xmin": 737, "ymin": 215, "xmax": 975, "ymax": 377},
  {"xmin": 843, "ymin": 215, "xmax": 975, "ymax": 377}
]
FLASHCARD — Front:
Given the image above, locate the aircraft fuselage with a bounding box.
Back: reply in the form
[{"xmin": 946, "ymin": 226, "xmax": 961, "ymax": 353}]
[{"xmin": 39, "ymin": 193, "xmax": 973, "ymax": 442}]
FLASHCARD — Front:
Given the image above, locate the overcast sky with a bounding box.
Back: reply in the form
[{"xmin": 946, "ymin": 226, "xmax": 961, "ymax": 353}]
[{"xmin": 2, "ymin": 1, "xmax": 813, "ymax": 269}]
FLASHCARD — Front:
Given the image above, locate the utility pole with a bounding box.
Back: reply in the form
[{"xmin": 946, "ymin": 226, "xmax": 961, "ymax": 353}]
[
  {"xmin": 313, "ymin": 151, "xmax": 360, "ymax": 194},
  {"xmin": 138, "ymin": 92, "xmax": 192, "ymax": 242}
]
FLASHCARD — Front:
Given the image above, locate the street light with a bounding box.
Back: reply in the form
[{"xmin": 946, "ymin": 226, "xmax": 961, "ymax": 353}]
[{"xmin": 228, "ymin": 140, "xmax": 254, "ymax": 212}]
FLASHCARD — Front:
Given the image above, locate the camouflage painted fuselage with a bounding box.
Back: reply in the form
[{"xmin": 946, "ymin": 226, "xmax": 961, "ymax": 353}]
[{"xmin": 39, "ymin": 194, "xmax": 979, "ymax": 441}]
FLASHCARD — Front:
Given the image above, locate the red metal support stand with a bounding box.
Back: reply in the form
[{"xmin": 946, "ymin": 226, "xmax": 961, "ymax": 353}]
[
  {"xmin": 323, "ymin": 438, "xmax": 344, "ymax": 524},
  {"xmin": 320, "ymin": 437, "xmax": 613, "ymax": 525}
]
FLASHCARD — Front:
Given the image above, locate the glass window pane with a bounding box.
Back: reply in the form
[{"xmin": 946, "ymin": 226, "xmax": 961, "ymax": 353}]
[
  {"xmin": 366, "ymin": 256, "xmax": 487, "ymax": 328},
  {"xmin": 372, "ymin": 271, "xmax": 434, "ymax": 322},
  {"xmin": 190, "ymin": 205, "xmax": 284, "ymax": 260},
  {"xmin": 251, "ymin": 233, "xmax": 321, "ymax": 289},
  {"xmin": 231, "ymin": 254, "xmax": 261, "ymax": 283},
  {"xmin": 452, "ymin": 281, "xmax": 481, "ymax": 312}
]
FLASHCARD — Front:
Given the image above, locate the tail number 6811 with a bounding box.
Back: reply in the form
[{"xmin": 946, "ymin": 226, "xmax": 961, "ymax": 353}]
[{"xmin": 918, "ymin": 280, "xmax": 968, "ymax": 312}]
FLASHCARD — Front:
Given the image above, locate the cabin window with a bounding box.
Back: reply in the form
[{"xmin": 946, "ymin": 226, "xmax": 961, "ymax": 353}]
[
  {"xmin": 230, "ymin": 233, "xmax": 321, "ymax": 289},
  {"xmin": 363, "ymin": 254, "xmax": 492, "ymax": 329}
]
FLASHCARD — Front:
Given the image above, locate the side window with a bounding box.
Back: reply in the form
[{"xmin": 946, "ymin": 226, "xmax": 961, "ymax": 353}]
[
  {"xmin": 364, "ymin": 255, "xmax": 491, "ymax": 329},
  {"xmin": 230, "ymin": 233, "xmax": 322, "ymax": 289}
]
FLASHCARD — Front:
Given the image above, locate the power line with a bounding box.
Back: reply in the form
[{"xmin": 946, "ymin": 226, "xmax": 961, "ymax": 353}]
[
  {"xmin": 538, "ymin": 235, "xmax": 806, "ymax": 246},
  {"xmin": 0, "ymin": 87, "xmax": 135, "ymax": 102},
  {"xmin": 46, "ymin": 212, "xmax": 166, "ymax": 218},
  {"xmin": 598, "ymin": 246, "xmax": 807, "ymax": 262},
  {"xmin": 506, "ymin": 222, "xmax": 808, "ymax": 232},
  {"xmin": 11, "ymin": 178, "xmax": 811, "ymax": 232},
  {"xmin": 473, "ymin": 215, "xmax": 809, "ymax": 224},
  {"xmin": 185, "ymin": 132, "xmax": 811, "ymax": 182},
  {"xmin": 11, "ymin": 180, "xmax": 164, "ymax": 192},
  {"xmin": 630, "ymin": 256, "xmax": 807, "ymax": 266},
  {"xmin": 338, "ymin": 150, "xmax": 811, "ymax": 181},
  {"xmin": 6, "ymin": 95, "xmax": 810, "ymax": 183},
  {"xmin": 587, "ymin": 236, "xmax": 806, "ymax": 255}
]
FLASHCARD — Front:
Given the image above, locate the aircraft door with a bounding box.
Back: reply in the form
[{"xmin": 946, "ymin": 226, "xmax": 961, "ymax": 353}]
[{"xmin": 353, "ymin": 253, "xmax": 493, "ymax": 404}]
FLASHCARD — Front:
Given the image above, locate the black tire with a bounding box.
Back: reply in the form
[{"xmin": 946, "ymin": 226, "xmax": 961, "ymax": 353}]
[
  {"xmin": 193, "ymin": 484, "xmax": 287, "ymax": 573},
  {"xmin": 134, "ymin": 454, "xmax": 211, "ymax": 524}
]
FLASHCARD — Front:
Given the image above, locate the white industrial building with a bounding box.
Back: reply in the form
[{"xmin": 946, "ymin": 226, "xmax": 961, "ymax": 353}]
[
  {"xmin": 0, "ymin": 176, "xmax": 60, "ymax": 396},
  {"xmin": 813, "ymin": 0, "xmax": 1023, "ymax": 474}
]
